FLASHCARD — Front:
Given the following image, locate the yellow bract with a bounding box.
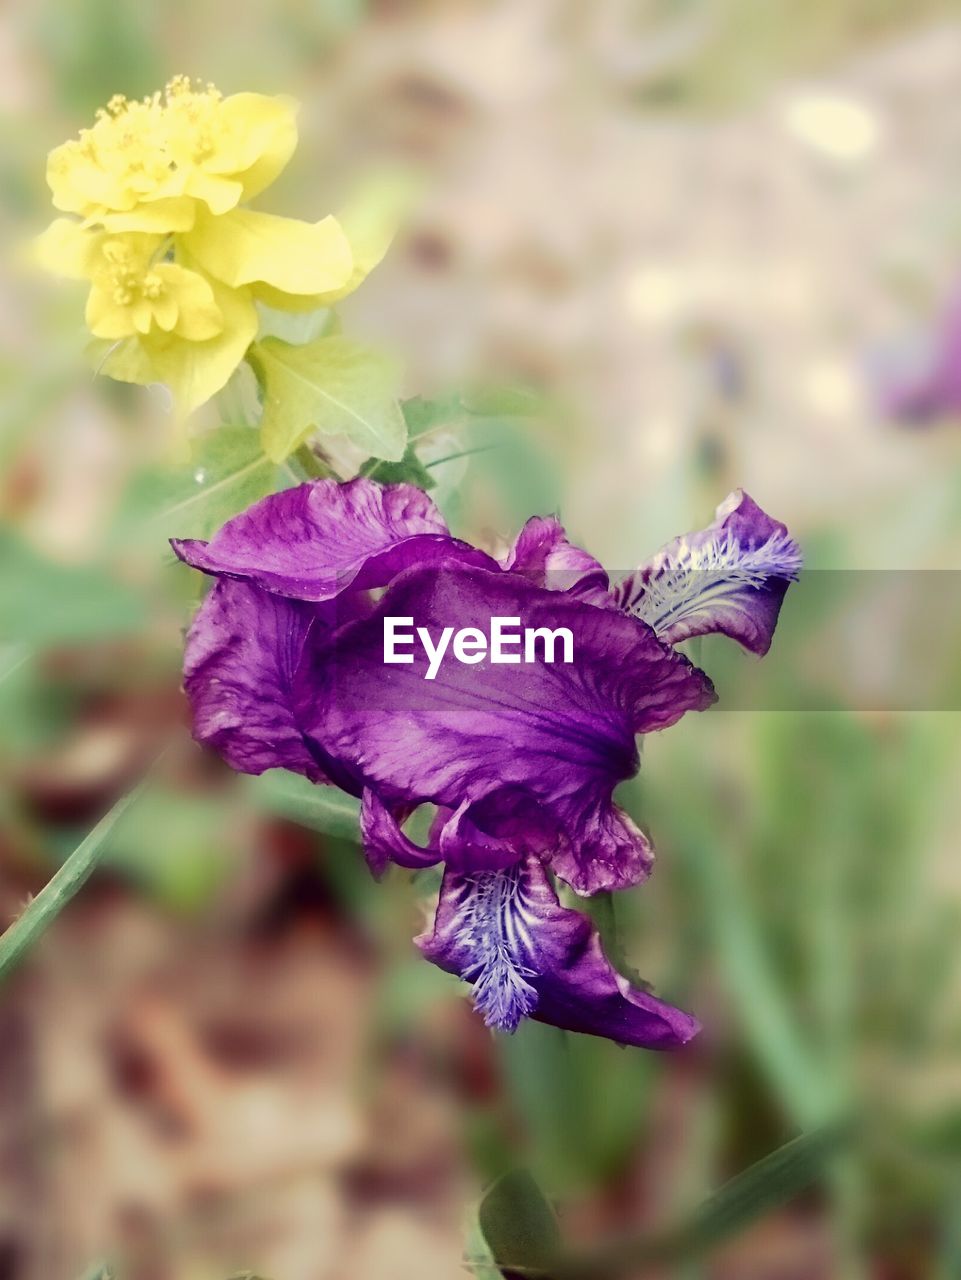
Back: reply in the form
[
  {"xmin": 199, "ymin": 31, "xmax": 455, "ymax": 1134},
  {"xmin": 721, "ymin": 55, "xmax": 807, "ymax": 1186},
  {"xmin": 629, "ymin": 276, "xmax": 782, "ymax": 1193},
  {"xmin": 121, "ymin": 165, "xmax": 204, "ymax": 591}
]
[{"xmin": 37, "ymin": 77, "xmax": 394, "ymax": 422}]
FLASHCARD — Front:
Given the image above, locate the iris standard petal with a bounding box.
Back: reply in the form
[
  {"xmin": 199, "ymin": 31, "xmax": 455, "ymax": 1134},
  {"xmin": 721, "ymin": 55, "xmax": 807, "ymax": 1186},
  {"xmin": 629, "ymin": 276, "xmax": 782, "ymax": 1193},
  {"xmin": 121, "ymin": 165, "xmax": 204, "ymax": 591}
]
[
  {"xmin": 502, "ymin": 515, "xmax": 612, "ymax": 604},
  {"xmin": 172, "ymin": 477, "xmax": 497, "ymax": 602},
  {"xmin": 612, "ymin": 490, "xmax": 802, "ymax": 655},
  {"xmin": 417, "ymin": 856, "xmax": 699, "ymax": 1048},
  {"xmin": 295, "ymin": 564, "xmax": 715, "ymax": 892}
]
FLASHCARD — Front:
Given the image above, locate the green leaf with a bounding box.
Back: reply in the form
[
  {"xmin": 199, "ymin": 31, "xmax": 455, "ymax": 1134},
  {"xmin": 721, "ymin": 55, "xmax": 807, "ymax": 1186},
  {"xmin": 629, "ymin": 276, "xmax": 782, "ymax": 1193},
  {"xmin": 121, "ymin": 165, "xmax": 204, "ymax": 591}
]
[
  {"xmin": 247, "ymin": 770, "xmax": 361, "ymax": 841},
  {"xmin": 360, "ymin": 443, "xmax": 436, "ymax": 490},
  {"xmin": 255, "ymin": 303, "xmax": 340, "ymax": 346},
  {"xmin": 358, "ymin": 392, "xmax": 473, "ymax": 485},
  {"xmin": 479, "ymin": 1169, "xmax": 561, "ymax": 1275},
  {"xmin": 402, "ymin": 393, "xmax": 466, "ymax": 439},
  {"xmin": 464, "ymin": 1216, "xmax": 506, "ymax": 1280},
  {"xmin": 114, "ymin": 425, "xmax": 283, "ymax": 546},
  {"xmin": 250, "ymin": 335, "xmax": 407, "ymax": 464}
]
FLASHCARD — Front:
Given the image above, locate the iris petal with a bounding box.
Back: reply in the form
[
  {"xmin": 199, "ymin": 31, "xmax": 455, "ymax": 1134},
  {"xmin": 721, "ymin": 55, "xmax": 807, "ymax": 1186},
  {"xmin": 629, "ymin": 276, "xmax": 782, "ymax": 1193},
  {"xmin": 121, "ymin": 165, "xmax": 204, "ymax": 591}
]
[
  {"xmin": 418, "ymin": 856, "xmax": 699, "ymax": 1047},
  {"xmin": 501, "ymin": 515, "xmax": 612, "ymax": 604},
  {"xmin": 183, "ymin": 578, "xmax": 325, "ymax": 780},
  {"xmin": 172, "ymin": 477, "xmax": 496, "ymax": 602},
  {"xmin": 360, "ymin": 789, "xmax": 441, "ymax": 876},
  {"xmin": 613, "ymin": 490, "xmax": 802, "ymax": 655},
  {"xmin": 295, "ymin": 564, "xmax": 715, "ymax": 893}
]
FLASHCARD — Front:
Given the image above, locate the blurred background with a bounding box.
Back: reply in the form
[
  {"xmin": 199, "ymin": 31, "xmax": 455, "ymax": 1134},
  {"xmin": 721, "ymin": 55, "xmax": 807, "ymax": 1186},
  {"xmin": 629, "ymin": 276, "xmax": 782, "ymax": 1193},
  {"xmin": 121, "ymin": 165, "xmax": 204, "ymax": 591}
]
[{"xmin": 3, "ymin": 1, "xmax": 961, "ymax": 1277}]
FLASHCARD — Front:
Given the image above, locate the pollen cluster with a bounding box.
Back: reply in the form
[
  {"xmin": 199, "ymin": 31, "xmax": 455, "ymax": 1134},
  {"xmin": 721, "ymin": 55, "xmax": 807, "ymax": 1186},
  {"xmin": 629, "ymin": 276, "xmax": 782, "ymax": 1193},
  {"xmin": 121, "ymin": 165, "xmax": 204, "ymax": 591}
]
[{"xmin": 47, "ymin": 78, "xmax": 241, "ymax": 218}]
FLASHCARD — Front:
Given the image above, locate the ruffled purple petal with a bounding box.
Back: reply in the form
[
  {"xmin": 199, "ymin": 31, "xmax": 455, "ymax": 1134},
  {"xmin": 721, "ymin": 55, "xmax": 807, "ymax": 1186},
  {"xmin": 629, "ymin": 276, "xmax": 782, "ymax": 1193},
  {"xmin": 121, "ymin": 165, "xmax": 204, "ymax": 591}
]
[
  {"xmin": 612, "ymin": 490, "xmax": 801, "ymax": 655},
  {"xmin": 183, "ymin": 578, "xmax": 326, "ymax": 780},
  {"xmin": 502, "ymin": 515, "xmax": 611, "ymax": 604},
  {"xmin": 549, "ymin": 801, "xmax": 655, "ymax": 898},
  {"xmin": 360, "ymin": 788, "xmax": 441, "ymax": 877},
  {"xmin": 417, "ymin": 856, "xmax": 699, "ymax": 1048},
  {"xmin": 295, "ymin": 564, "xmax": 714, "ymax": 892},
  {"xmin": 172, "ymin": 477, "xmax": 496, "ymax": 602}
]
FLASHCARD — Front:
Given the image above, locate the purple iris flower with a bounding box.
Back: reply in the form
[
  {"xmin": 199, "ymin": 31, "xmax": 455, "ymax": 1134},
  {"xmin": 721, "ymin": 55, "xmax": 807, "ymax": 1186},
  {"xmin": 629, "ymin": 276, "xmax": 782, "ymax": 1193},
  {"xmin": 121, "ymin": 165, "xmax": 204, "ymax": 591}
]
[
  {"xmin": 173, "ymin": 479, "xmax": 799, "ymax": 1049},
  {"xmin": 880, "ymin": 285, "xmax": 961, "ymax": 426}
]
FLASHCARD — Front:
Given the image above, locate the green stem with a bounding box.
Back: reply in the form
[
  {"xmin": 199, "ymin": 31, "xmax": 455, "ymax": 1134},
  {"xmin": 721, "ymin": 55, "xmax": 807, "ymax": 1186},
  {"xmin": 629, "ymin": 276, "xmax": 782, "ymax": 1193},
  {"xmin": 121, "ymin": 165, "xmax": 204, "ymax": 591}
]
[{"xmin": 0, "ymin": 778, "xmax": 148, "ymax": 984}]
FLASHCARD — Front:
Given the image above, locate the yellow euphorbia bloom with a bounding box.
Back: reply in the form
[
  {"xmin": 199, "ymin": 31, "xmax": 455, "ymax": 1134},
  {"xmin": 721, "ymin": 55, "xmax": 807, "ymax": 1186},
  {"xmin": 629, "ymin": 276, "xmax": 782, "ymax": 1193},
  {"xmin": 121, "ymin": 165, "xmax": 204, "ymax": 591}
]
[
  {"xmin": 94, "ymin": 268, "xmax": 257, "ymax": 421},
  {"xmin": 77, "ymin": 233, "xmax": 222, "ymax": 341},
  {"xmin": 37, "ymin": 217, "xmax": 254, "ymax": 417},
  {"xmin": 182, "ymin": 207, "xmax": 353, "ymax": 295},
  {"xmin": 47, "ymin": 77, "xmax": 297, "ymax": 232},
  {"xmin": 37, "ymin": 78, "xmax": 404, "ymax": 424}
]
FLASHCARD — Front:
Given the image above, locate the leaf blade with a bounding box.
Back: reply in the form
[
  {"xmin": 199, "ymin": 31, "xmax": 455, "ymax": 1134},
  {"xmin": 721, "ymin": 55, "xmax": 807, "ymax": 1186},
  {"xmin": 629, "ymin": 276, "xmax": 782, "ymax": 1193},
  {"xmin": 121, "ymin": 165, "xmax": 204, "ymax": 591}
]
[
  {"xmin": 247, "ymin": 769, "xmax": 361, "ymax": 841},
  {"xmin": 479, "ymin": 1169, "xmax": 562, "ymax": 1274},
  {"xmin": 252, "ymin": 335, "xmax": 407, "ymax": 463}
]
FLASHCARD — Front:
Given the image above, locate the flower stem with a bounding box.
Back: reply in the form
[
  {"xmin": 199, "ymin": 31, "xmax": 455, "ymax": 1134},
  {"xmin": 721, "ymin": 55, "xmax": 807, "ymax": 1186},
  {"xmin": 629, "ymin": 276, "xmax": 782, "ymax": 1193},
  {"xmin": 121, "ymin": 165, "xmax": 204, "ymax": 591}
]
[{"xmin": 0, "ymin": 777, "xmax": 148, "ymax": 984}]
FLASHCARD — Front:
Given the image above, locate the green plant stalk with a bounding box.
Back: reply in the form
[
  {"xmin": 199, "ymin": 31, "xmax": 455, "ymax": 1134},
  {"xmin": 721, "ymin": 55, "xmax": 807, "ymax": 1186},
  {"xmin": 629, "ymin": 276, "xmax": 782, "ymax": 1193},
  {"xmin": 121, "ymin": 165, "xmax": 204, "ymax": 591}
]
[{"xmin": 0, "ymin": 779, "xmax": 148, "ymax": 983}]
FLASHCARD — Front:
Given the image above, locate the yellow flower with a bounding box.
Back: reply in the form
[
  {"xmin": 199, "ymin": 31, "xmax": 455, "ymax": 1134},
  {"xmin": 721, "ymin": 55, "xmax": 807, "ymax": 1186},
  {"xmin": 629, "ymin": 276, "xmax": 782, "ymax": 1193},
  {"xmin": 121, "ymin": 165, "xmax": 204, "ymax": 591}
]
[
  {"xmin": 182, "ymin": 206, "xmax": 353, "ymax": 297},
  {"xmin": 83, "ymin": 234, "xmax": 222, "ymax": 341},
  {"xmin": 37, "ymin": 217, "xmax": 253, "ymax": 417},
  {"xmin": 37, "ymin": 78, "xmax": 406, "ymax": 424},
  {"xmin": 46, "ymin": 77, "xmax": 297, "ymax": 232},
  {"xmin": 94, "ymin": 267, "xmax": 257, "ymax": 421}
]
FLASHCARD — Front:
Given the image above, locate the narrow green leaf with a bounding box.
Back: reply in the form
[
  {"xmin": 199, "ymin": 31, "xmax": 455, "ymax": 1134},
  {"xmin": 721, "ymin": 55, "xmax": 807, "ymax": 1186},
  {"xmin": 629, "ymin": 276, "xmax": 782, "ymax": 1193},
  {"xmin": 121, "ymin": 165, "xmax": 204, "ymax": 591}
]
[
  {"xmin": 479, "ymin": 1169, "xmax": 561, "ymax": 1274},
  {"xmin": 565, "ymin": 1124, "xmax": 849, "ymax": 1277},
  {"xmin": 250, "ymin": 335, "xmax": 407, "ymax": 464},
  {"xmin": 0, "ymin": 778, "xmax": 150, "ymax": 983},
  {"xmin": 683, "ymin": 826, "xmax": 833, "ymax": 1127},
  {"xmin": 248, "ymin": 770, "xmax": 361, "ymax": 841},
  {"xmin": 652, "ymin": 1124, "xmax": 846, "ymax": 1258}
]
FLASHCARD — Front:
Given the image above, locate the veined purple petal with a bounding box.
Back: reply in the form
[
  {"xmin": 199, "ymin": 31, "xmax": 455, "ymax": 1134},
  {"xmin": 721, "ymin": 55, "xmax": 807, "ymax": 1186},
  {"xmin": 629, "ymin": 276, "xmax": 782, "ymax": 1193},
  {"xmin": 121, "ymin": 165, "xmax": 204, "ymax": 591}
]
[
  {"xmin": 183, "ymin": 578, "xmax": 326, "ymax": 780},
  {"xmin": 612, "ymin": 490, "xmax": 801, "ymax": 655},
  {"xmin": 295, "ymin": 565, "xmax": 715, "ymax": 893},
  {"xmin": 436, "ymin": 787, "xmax": 564, "ymax": 873},
  {"xmin": 417, "ymin": 856, "xmax": 699, "ymax": 1048},
  {"xmin": 502, "ymin": 515, "xmax": 611, "ymax": 604},
  {"xmin": 172, "ymin": 477, "xmax": 496, "ymax": 602}
]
